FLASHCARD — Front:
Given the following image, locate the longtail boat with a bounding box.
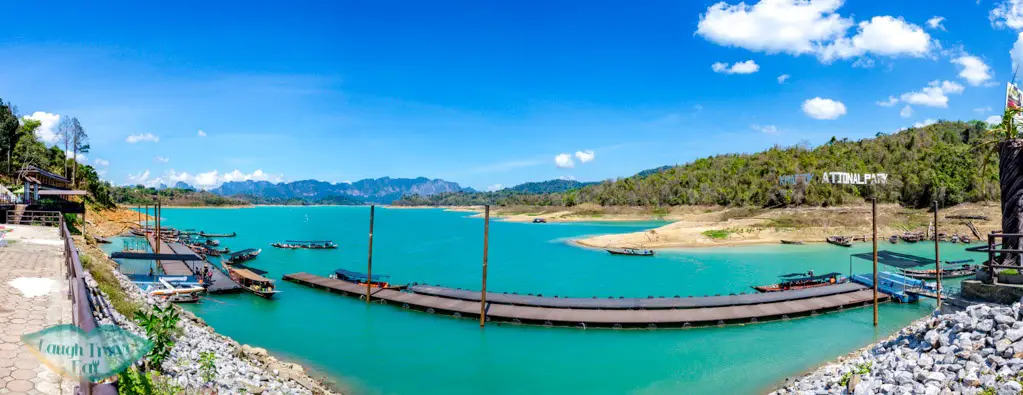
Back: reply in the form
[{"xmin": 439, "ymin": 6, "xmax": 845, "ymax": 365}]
[
  {"xmin": 901, "ymin": 232, "xmax": 922, "ymax": 243},
  {"xmin": 889, "ymin": 235, "xmax": 899, "ymax": 244},
  {"xmin": 226, "ymin": 265, "xmax": 278, "ymax": 298},
  {"xmin": 606, "ymin": 248, "xmax": 655, "ymax": 256},
  {"xmin": 899, "ymin": 260, "xmax": 978, "ymax": 280},
  {"xmin": 752, "ymin": 272, "xmax": 844, "ymax": 293},
  {"xmin": 780, "ymin": 240, "xmax": 804, "ymax": 245},
  {"xmin": 270, "ymin": 240, "xmax": 338, "ymax": 249},
  {"xmin": 826, "ymin": 236, "xmax": 852, "ymax": 247},
  {"xmin": 200, "ymin": 231, "xmax": 237, "ymax": 238},
  {"xmin": 223, "ymin": 248, "xmax": 261, "ymax": 265},
  {"xmin": 329, "ymin": 268, "xmax": 404, "ymax": 289}
]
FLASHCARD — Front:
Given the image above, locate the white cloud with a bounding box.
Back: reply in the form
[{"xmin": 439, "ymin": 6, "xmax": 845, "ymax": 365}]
[
  {"xmin": 574, "ymin": 150, "xmax": 595, "ymax": 163},
  {"xmin": 876, "ymin": 96, "xmax": 899, "ymax": 107},
  {"xmin": 197, "ymin": 129, "xmax": 207, "ymax": 137},
  {"xmin": 751, "ymin": 124, "xmax": 778, "ymax": 134},
  {"xmin": 987, "ymin": 115, "xmax": 1003, "ymax": 125},
  {"xmin": 181, "ymin": 169, "xmax": 280, "ymax": 188},
  {"xmin": 697, "ymin": 1, "xmax": 933, "ymax": 63},
  {"xmin": 899, "ymin": 80, "xmax": 964, "ymax": 108},
  {"xmin": 711, "ymin": 60, "xmax": 759, "ymax": 74},
  {"xmin": 926, "ymin": 16, "xmax": 945, "ymax": 31},
  {"xmin": 554, "ymin": 153, "xmax": 574, "ymax": 169},
  {"xmin": 93, "ymin": 158, "xmax": 109, "ymax": 167},
  {"xmin": 976, "ymin": 106, "xmax": 994, "ymax": 113},
  {"xmin": 818, "ymin": 16, "xmax": 932, "ymax": 62},
  {"xmin": 21, "ymin": 112, "xmax": 60, "ymax": 144},
  {"xmin": 558, "ymin": 175, "xmax": 577, "ymax": 181},
  {"xmin": 486, "ymin": 184, "xmax": 504, "ymax": 192},
  {"xmin": 126, "ymin": 133, "xmax": 159, "ymax": 143},
  {"xmin": 952, "ymin": 55, "xmax": 993, "ymax": 86},
  {"xmin": 697, "ymin": 0, "xmax": 851, "ymax": 56},
  {"xmin": 802, "ymin": 97, "xmax": 847, "ymax": 120},
  {"xmin": 127, "ymin": 170, "xmax": 151, "ymax": 184},
  {"xmin": 154, "ymin": 156, "xmax": 169, "ymax": 163},
  {"xmin": 900, "ymin": 105, "xmax": 914, "ymax": 118},
  {"xmin": 913, "ymin": 119, "xmax": 937, "ymax": 128},
  {"xmin": 992, "ymin": 0, "xmax": 1023, "ymax": 30},
  {"xmin": 1012, "ymin": 32, "xmax": 1023, "ymax": 70},
  {"xmin": 777, "ymin": 74, "xmax": 790, "ymax": 83},
  {"xmin": 64, "ymin": 150, "xmax": 86, "ymax": 162}
]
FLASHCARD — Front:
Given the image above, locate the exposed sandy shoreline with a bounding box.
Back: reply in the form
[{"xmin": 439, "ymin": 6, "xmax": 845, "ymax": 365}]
[{"xmin": 389, "ymin": 203, "xmax": 1002, "ymax": 250}]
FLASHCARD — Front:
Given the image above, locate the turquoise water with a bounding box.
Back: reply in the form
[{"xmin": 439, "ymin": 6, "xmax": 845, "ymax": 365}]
[{"xmin": 112, "ymin": 206, "xmax": 978, "ymax": 395}]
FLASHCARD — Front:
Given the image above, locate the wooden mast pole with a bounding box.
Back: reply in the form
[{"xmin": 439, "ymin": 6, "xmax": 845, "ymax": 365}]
[
  {"xmin": 480, "ymin": 205, "xmax": 490, "ymax": 327},
  {"xmin": 366, "ymin": 205, "xmax": 375, "ymax": 303},
  {"xmin": 934, "ymin": 201, "xmax": 941, "ymax": 309},
  {"xmin": 872, "ymin": 198, "xmax": 878, "ymax": 327}
]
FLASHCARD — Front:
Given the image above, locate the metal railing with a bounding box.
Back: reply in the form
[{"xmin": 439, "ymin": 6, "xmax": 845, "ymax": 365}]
[
  {"xmin": 13, "ymin": 210, "xmax": 61, "ymax": 226},
  {"xmin": 60, "ymin": 217, "xmax": 117, "ymax": 395}
]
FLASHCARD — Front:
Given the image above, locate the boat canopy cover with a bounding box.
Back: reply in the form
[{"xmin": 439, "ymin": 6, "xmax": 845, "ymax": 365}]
[
  {"xmin": 851, "ymin": 250, "xmax": 934, "ymax": 268},
  {"xmin": 781, "ymin": 272, "xmax": 841, "ymax": 282},
  {"xmin": 285, "ymin": 240, "xmax": 332, "ymax": 243},
  {"xmin": 334, "ymin": 268, "xmax": 389, "ymax": 281},
  {"xmin": 227, "ymin": 248, "xmax": 258, "ymax": 258},
  {"xmin": 245, "ymin": 267, "xmax": 269, "ymax": 276},
  {"xmin": 233, "ymin": 267, "xmax": 272, "ymax": 283},
  {"xmin": 946, "ymin": 259, "xmax": 975, "ymax": 265}
]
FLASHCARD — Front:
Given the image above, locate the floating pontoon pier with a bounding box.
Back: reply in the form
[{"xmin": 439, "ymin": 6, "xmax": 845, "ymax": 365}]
[{"xmin": 283, "ymin": 272, "xmax": 887, "ymax": 329}]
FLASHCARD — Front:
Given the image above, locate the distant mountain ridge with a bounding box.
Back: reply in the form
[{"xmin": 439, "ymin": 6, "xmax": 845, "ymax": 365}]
[{"xmin": 210, "ymin": 177, "xmax": 468, "ymax": 204}]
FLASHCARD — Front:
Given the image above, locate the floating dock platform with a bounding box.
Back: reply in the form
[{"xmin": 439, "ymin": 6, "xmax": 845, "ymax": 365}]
[
  {"xmin": 147, "ymin": 234, "xmax": 240, "ymax": 293},
  {"xmin": 283, "ymin": 273, "xmax": 887, "ymax": 329}
]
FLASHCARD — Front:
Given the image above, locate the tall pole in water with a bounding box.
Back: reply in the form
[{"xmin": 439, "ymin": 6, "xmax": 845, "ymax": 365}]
[
  {"xmin": 480, "ymin": 205, "xmax": 490, "ymax": 327},
  {"xmin": 934, "ymin": 201, "xmax": 941, "ymax": 309},
  {"xmin": 366, "ymin": 205, "xmax": 375, "ymax": 304},
  {"xmin": 872, "ymin": 198, "xmax": 878, "ymax": 327}
]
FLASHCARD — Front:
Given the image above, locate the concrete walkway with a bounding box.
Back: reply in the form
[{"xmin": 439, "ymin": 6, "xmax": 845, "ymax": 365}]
[{"xmin": 0, "ymin": 225, "xmax": 75, "ymax": 394}]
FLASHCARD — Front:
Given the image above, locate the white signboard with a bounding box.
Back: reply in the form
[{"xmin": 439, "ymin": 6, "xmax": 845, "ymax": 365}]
[{"xmin": 780, "ymin": 172, "xmax": 888, "ymax": 185}]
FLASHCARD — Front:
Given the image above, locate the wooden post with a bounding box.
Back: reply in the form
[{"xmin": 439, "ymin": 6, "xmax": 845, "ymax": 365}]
[
  {"xmin": 480, "ymin": 205, "xmax": 490, "ymax": 327},
  {"xmin": 872, "ymin": 198, "xmax": 878, "ymax": 327},
  {"xmin": 366, "ymin": 205, "xmax": 375, "ymax": 303},
  {"xmin": 934, "ymin": 201, "xmax": 941, "ymax": 309}
]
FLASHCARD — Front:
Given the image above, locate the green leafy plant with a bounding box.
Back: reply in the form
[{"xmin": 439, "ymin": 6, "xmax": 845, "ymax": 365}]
[
  {"xmin": 1000, "ymin": 269, "xmax": 1020, "ymax": 275},
  {"xmin": 117, "ymin": 366, "xmax": 182, "ymax": 395},
  {"xmin": 199, "ymin": 351, "xmax": 217, "ymax": 384},
  {"xmin": 702, "ymin": 229, "xmax": 733, "ymax": 239},
  {"xmin": 134, "ymin": 305, "xmax": 180, "ymax": 369},
  {"xmin": 838, "ymin": 362, "xmax": 872, "ymax": 386}
]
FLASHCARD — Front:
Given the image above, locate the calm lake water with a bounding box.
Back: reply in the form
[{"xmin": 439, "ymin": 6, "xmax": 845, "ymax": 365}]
[{"xmin": 108, "ymin": 206, "xmax": 977, "ymax": 395}]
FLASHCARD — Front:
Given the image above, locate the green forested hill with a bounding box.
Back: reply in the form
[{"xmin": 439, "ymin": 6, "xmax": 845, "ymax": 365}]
[
  {"xmin": 505, "ymin": 179, "xmax": 596, "ymax": 193},
  {"xmin": 394, "ymin": 120, "xmax": 997, "ymax": 208}
]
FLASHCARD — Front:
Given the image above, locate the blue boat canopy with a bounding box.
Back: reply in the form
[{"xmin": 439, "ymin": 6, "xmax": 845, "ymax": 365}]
[
  {"xmin": 851, "ymin": 250, "xmax": 935, "ymax": 268},
  {"xmin": 334, "ymin": 268, "xmax": 389, "ymax": 282},
  {"xmin": 780, "ymin": 272, "xmax": 841, "ymax": 282}
]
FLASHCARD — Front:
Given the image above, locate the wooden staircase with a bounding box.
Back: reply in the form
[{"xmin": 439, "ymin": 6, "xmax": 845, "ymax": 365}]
[{"xmin": 7, "ymin": 206, "xmax": 60, "ymax": 226}]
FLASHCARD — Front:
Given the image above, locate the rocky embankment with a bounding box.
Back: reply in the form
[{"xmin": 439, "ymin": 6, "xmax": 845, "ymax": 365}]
[
  {"xmin": 773, "ymin": 303, "xmax": 1023, "ymax": 394},
  {"xmin": 83, "ymin": 261, "xmax": 338, "ymax": 394}
]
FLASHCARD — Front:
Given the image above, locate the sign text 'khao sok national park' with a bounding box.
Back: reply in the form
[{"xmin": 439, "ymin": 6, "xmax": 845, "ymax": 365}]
[{"xmin": 778, "ymin": 172, "xmax": 889, "ymax": 186}]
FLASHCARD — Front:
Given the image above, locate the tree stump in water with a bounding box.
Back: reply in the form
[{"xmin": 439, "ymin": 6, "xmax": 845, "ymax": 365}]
[{"xmin": 1000, "ymin": 139, "xmax": 1023, "ymax": 265}]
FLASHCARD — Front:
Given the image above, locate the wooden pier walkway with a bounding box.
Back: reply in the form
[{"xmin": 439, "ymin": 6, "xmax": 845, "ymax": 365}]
[
  {"xmin": 283, "ymin": 273, "xmax": 887, "ymax": 329},
  {"xmin": 147, "ymin": 234, "xmax": 240, "ymax": 293}
]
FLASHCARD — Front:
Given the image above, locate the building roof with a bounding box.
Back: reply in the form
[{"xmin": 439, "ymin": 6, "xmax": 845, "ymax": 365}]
[
  {"xmin": 37, "ymin": 190, "xmax": 88, "ymax": 196},
  {"xmin": 17, "ymin": 165, "xmax": 70, "ymax": 185}
]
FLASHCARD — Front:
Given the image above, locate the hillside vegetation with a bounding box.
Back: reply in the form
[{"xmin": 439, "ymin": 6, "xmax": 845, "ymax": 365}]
[{"xmin": 395, "ymin": 120, "xmax": 996, "ymax": 208}]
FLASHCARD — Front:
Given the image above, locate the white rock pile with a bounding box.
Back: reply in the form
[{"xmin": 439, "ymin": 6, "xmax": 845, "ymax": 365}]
[
  {"xmin": 773, "ymin": 303, "xmax": 1023, "ymax": 395},
  {"xmin": 84, "ymin": 260, "xmax": 338, "ymax": 394}
]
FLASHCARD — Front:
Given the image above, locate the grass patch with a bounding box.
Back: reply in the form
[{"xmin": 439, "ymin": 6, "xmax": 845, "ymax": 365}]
[
  {"xmin": 81, "ymin": 254, "xmax": 141, "ymax": 317},
  {"xmin": 650, "ymin": 207, "xmax": 669, "ymax": 217},
  {"xmin": 702, "ymin": 229, "xmax": 733, "ymax": 239}
]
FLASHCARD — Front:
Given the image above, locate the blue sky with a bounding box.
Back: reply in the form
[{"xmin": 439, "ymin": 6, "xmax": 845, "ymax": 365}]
[{"xmin": 1, "ymin": 0, "xmax": 1021, "ymax": 191}]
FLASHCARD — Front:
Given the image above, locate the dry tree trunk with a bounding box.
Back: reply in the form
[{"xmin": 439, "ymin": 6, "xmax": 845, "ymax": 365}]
[{"xmin": 999, "ymin": 139, "xmax": 1023, "ymax": 265}]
